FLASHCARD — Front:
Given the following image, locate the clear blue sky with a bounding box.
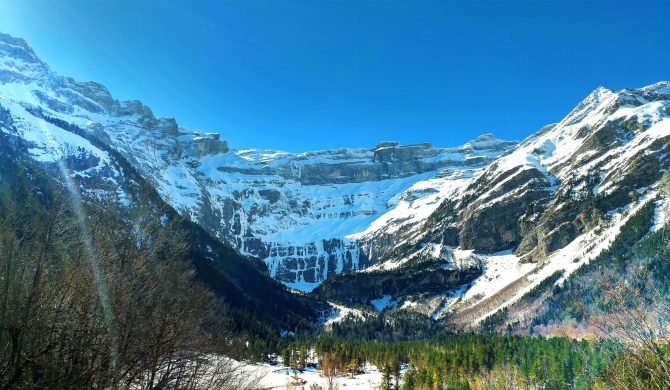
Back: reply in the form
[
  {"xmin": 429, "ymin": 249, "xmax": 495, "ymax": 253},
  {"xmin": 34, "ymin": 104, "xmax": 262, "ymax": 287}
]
[{"xmin": 0, "ymin": 1, "xmax": 668, "ymax": 151}]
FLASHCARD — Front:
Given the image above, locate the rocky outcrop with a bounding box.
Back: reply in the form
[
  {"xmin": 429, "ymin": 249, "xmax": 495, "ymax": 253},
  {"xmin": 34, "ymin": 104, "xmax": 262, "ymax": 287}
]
[
  {"xmin": 183, "ymin": 133, "xmax": 229, "ymax": 156},
  {"xmin": 313, "ymin": 260, "xmax": 482, "ymax": 306},
  {"xmin": 457, "ymin": 166, "xmax": 555, "ymax": 253}
]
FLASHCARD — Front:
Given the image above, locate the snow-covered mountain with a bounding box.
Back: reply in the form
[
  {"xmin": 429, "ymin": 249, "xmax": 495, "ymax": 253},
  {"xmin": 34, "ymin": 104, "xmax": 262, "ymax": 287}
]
[
  {"xmin": 0, "ymin": 32, "xmax": 515, "ymax": 290},
  {"xmin": 2, "ymin": 32, "xmax": 670, "ymax": 328},
  {"xmin": 317, "ymin": 80, "xmax": 670, "ymax": 325},
  {"xmin": 0, "ymin": 32, "xmax": 325, "ymax": 330},
  {"xmin": 190, "ymin": 136, "xmax": 514, "ymax": 291}
]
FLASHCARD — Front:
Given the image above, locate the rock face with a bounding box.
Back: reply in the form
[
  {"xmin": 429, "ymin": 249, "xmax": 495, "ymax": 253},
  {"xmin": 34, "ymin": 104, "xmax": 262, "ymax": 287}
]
[
  {"xmin": 314, "ymin": 260, "xmax": 482, "ymax": 306},
  {"xmin": 188, "ymin": 133, "xmax": 229, "ymax": 156},
  {"xmin": 185, "ymin": 137, "xmax": 514, "ymax": 288},
  {"xmin": 353, "ymin": 83, "xmax": 670, "ymax": 264}
]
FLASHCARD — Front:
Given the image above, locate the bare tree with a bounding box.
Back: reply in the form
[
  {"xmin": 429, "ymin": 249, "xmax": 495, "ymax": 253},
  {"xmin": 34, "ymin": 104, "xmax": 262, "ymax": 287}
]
[
  {"xmin": 475, "ymin": 364, "xmax": 522, "ymax": 390},
  {"xmin": 321, "ymin": 353, "xmax": 341, "ymax": 390},
  {"xmin": 591, "ymin": 283, "xmax": 670, "ymax": 389},
  {"xmin": 0, "ymin": 178, "xmax": 256, "ymax": 390}
]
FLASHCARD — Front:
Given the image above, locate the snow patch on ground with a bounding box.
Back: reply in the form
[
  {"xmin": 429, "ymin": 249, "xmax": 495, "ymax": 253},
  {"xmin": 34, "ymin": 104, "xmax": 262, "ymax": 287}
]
[
  {"xmin": 240, "ymin": 361, "xmax": 389, "ymax": 389},
  {"xmin": 461, "ymin": 250, "xmax": 535, "ymax": 304},
  {"xmin": 371, "ymin": 295, "xmax": 400, "ymax": 312},
  {"xmin": 285, "ymin": 281, "xmax": 321, "ymax": 293},
  {"xmin": 322, "ymin": 302, "xmax": 365, "ymax": 329}
]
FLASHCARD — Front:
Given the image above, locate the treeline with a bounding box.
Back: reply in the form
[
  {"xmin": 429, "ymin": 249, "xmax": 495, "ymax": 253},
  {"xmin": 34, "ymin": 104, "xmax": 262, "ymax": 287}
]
[
  {"xmin": 330, "ymin": 311, "xmax": 452, "ymax": 342},
  {"xmin": 0, "ymin": 159, "xmax": 257, "ymax": 389},
  {"xmin": 298, "ymin": 331, "xmax": 616, "ymax": 389},
  {"xmin": 277, "ymin": 312, "xmax": 617, "ymax": 389},
  {"xmin": 284, "ymin": 314, "xmax": 670, "ymax": 389},
  {"xmin": 287, "ymin": 301, "xmax": 618, "ymax": 389}
]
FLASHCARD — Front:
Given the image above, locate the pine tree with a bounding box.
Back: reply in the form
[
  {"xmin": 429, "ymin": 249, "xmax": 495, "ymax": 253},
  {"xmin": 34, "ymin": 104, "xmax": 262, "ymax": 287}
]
[
  {"xmin": 392, "ymin": 358, "xmax": 401, "ymax": 389},
  {"xmin": 382, "ymin": 363, "xmax": 394, "ymax": 390},
  {"xmin": 402, "ymin": 367, "xmax": 416, "ymax": 390},
  {"xmin": 283, "ymin": 348, "xmax": 291, "ymax": 368},
  {"xmin": 299, "ymin": 345, "xmax": 307, "ymax": 370}
]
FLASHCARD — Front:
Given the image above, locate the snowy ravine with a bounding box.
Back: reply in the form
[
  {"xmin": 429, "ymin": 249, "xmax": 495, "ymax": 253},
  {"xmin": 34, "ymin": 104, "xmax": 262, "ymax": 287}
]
[{"xmin": 0, "ymin": 32, "xmax": 516, "ymax": 290}]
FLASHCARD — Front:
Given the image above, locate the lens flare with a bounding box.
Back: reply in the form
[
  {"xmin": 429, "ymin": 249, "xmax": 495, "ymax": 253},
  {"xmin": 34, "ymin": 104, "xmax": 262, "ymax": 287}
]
[{"xmin": 8, "ymin": 86, "xmax": 116, "ymax": 359}]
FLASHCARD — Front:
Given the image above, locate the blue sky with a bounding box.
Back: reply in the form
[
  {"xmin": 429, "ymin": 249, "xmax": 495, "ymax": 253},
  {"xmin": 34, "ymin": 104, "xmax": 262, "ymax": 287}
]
[{"xmin": 0, "ymin": 1, "xmax": 668, "ymax": 151}]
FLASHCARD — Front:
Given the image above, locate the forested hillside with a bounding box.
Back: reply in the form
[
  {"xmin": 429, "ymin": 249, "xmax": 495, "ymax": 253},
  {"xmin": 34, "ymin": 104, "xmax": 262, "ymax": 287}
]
[{"xmin": 0, "ymin": 129, "xmax": 324, "ymax": 388}]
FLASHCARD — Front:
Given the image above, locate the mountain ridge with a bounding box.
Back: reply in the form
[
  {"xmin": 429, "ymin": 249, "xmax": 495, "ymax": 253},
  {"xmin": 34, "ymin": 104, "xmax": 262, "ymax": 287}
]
[
  {"xmin": 318, "ymin": 79, "xmax": 670, "ymax": 327},
  {"xmin": 1, "ymin": 32, "xmax": 669, "ymax": 330},
  {"xmin": 0, "ymin": 32, "xmax": 520, "ymax": 290}
]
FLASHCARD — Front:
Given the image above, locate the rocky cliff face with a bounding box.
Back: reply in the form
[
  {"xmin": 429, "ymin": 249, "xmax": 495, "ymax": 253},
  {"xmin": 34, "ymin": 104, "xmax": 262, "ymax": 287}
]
[{"xmin": 187, "ymin": 136, "xmax": 514, "ymax": 289}]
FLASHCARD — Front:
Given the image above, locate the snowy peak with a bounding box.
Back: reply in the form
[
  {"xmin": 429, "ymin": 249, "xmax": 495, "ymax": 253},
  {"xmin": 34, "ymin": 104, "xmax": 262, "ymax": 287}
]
[
  {"xmin": 635, "ymin": 80, "xmax": 670, "ymax": 98},
  {"xmin": 0, "ymin": 33, "xmax": 47, "ymax": 80},
  {"xmin": 455, "ymin": 82, "xmax": 670, "ymax": 255},
  {"xmin": 323, "ymin": 81, "xmax": 670, "ymax": 324},
  {"xmin": 483, "ymin": 82, "xmax": 670, "ymax": 182}
]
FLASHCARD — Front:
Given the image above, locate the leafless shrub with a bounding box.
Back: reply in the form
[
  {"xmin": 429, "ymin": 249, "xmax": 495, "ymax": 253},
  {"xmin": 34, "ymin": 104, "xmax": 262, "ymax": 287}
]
[
  {"xmin": 591, "ymin": 282, "xmax": 670, "ymax": 389},
  {"xmin": 0, "ymin": 183, "xmax": 252, "ymax": 389}
]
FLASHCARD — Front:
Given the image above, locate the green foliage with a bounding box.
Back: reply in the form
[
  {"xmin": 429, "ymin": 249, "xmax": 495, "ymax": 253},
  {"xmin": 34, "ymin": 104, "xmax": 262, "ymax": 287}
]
[
  {"xmin": 311, "ymin": 331, "xmax": 615, "ymax": 389},
  {"xmin": 330, "ymin": 311, "xmax": 450, "ymax": 342},
  {"xmin": 480, "ymin": 307, "xmax": 508, "ymax": 333}
]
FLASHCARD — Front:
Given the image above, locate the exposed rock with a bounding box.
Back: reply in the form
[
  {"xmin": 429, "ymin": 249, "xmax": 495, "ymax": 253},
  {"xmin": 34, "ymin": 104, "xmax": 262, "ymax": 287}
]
[{"xmin": 313, "ymin": 261, "xmax": 481, "ymax": 307}]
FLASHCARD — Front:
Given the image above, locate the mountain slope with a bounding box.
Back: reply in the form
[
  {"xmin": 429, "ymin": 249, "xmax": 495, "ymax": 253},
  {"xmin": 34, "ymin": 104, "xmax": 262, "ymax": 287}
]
[
  {"xmin": 317, "ymin": 82, "xmax": 670, "ymax": 326},
  {"xmin": 0, "ymin": 38, "xmax": 323, "ymax": 336}
]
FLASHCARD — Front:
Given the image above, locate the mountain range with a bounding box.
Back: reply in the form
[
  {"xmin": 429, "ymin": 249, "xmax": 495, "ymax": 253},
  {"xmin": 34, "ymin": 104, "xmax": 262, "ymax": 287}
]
[{"xmin": 1, "ymin": 32, "xmax": 668, "ymax": 332}]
